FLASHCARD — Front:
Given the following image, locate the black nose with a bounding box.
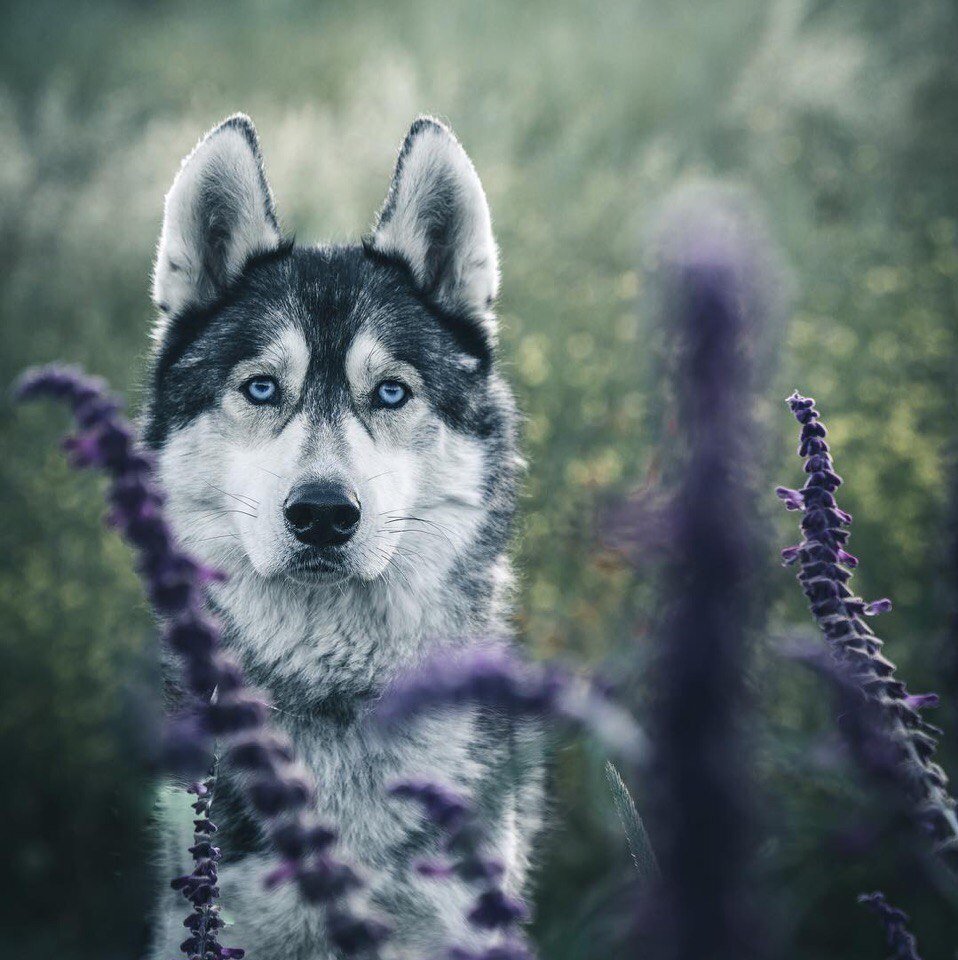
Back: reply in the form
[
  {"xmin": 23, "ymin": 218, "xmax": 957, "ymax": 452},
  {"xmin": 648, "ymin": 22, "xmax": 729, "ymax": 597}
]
[{"xmin": 283, "ymin": 482, "xmax": 361, "ymax": 547}]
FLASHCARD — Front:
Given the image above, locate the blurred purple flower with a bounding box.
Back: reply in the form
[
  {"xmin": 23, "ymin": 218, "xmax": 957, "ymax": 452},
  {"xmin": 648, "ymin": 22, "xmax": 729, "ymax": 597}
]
[
  {"xmin": 447, "ymin": 946, "xmax": 535, "ymax": 960},
  {"xmin": 375, "ymin": 643, "xmax": 645, "ymax": 761},
  {"xmin": 779, "ymin": 393, "xmax": 958, "ymax": 863},
  {"xmin": 632, "ymin": 200, "xmax": 765, "ymax": 960},
  {"xmin": 14, "ymin": 364, "xmax": 390, "ymax": 957},
  {"xmin": 468, "ymin": 889, "xmax": 528, "ymax": 931},
  {"xmin": 389, "ymin": 779, "xmax": 471, "ymax": 833}
]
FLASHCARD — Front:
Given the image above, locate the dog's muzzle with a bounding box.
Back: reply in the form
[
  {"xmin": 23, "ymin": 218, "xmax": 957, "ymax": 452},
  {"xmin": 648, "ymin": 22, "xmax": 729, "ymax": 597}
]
[{"xmin": 283, "ymin": 481, "xmax": 361, "ymax": 548}]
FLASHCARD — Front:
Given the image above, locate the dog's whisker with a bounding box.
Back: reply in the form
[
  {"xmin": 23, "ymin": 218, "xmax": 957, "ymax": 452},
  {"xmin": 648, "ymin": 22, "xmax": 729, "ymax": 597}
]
[
  {"xmin": 380, "ymin": 527, "xmax": 448, "ymax": 544},
  {"xmin": 381, "ymin": 512, "xmax": 456, "ymax": 534},
  {"xmin": 183, "ymin": 507, "xmax": 258, "ymax": 520},
  {"xmin": 383, "ymin": 554, "xmax": 414, "ymax": 593},
  {"xmin": 201, "ymin": 478, "xmax": 259, "ymax": 508},
  {"xmin": 362, "ymin": 470, "xmax": 397, "ymax": 484},
  {"xmin": 382, "ymin": 515, "xmax": 457, "ymax": 548},
  {"xmin": 364, "ymin": 542, "xmax": 410, "ymax": 591},
  {"xmin": 253, "ymin": 464, "xmax": 291, "ymax": 482},
  {"xmin": 183, "ymin": 534, "xmax": 241, "ymax": 545},
  {"xmin": 385, "ymin": 541, "xmax": 429, "ymax": 565}
]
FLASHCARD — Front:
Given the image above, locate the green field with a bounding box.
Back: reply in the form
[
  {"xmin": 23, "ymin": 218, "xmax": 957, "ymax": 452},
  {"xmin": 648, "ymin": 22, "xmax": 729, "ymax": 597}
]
[{"xmin": 1, "ymin": 1, "xmax": 956, "ymax": 956}]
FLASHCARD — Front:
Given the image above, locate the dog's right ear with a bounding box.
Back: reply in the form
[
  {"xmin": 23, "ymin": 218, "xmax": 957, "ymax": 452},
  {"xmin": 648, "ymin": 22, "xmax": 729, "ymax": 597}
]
[{"xmin": 152, "ymin": 114, "xmax": 282, "ymax": 333}]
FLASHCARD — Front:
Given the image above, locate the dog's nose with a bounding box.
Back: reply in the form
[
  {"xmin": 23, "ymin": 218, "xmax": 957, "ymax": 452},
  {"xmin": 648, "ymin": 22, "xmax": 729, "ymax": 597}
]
[{"xmin": 283, "ymin": 482, "xmax": 361, "ymax": 547}]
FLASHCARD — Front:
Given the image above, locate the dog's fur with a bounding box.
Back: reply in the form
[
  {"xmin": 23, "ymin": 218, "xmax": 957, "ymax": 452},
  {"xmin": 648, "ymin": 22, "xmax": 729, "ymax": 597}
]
[{"xmin": 144, "ymin": 115, "xmax": 542, "ymax": 959}]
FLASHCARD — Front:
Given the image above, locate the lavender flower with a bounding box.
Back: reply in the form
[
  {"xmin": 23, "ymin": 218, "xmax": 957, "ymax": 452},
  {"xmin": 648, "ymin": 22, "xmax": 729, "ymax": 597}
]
[
  {"xmin": 388, "ymin": 778, "xmax": 533, "ymax": 960},
  {"xmin": 636, "ymin": 202, "xmax": 763, "ymax": 960},
  {"xmin": 779, "ymin": 393, "xmax": 958, "ymax": 862},
  {"xmin": 15, "ymin": 364, "xmax": 390, "ymax": 958},
  {"xmin": 857, "ymin": 893, "xmax": 922, "ymax": 960},
  {"xmin": 172, "ymin": 774, "xmax": 243, "ymax": 960},
  {"xmin": 375, "ymin": 644, "xmax": 645, "ymax": 761}
]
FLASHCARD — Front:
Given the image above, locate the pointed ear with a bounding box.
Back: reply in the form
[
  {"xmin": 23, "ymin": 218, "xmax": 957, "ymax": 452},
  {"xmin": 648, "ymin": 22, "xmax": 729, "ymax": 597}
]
[
  {"xmin": 370, "ymin": 118, "xmax": 500, "ymax": 340},
  {"xmin": 152, "ymin": 114, "xmax": 282, "ymax": 327}
]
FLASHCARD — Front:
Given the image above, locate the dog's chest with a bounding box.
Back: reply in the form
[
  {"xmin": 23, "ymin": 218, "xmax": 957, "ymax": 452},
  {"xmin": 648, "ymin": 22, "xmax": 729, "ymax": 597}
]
[
  {"xmin": 268, "ymin": 705, "xmax": 484, "ymax": 864},
  {"xmin": 217, "ymin": 569, "xmax": 478, "ymax": 698},
  {"xmin": 214, "ymin": 578, "xmax": 498, "ymax": 865}
]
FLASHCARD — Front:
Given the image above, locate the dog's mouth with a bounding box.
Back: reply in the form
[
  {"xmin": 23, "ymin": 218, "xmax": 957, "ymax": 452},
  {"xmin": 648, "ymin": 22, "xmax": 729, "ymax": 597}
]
[{"xmin": 283, "ymin": 549, "xmax": 354, "ymax": 586}]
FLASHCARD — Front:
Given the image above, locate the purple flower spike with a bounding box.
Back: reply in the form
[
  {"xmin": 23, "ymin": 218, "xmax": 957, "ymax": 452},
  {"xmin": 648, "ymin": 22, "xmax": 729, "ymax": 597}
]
[
  {"xmin": 15, "ymin": 363, "xmax": 391, "ymax": 958},
  {"xmin": 857, "ymin": 892, "xmax": 922, "ymax": 960},
  {"xmin": 779, "ymin": 393, "xmax": 958, "ymax": 863},
  {"xmin": 376, "ymin": 644, "xmax": 645, "ymax": 761},
  {"xmin": 389, "ymin": 776, "xmax": 535, "ymax": 956}
]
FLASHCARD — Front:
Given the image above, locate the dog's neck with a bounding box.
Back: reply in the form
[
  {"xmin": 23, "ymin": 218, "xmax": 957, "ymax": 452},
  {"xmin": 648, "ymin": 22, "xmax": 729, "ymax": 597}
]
[{"xmin": 210, "ymin": 547, "xmax": 512, "ymax": 705}]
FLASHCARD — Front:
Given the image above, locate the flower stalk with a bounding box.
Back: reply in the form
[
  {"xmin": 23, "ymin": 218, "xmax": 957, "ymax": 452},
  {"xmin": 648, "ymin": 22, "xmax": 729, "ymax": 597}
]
[
  {"xmin": 642, "ymin": 217, "xmax": 762, "ymax": 960},
  {"xmin": 779, "ymin": 393, "xmax": 958, "ymax": 864},
  {"xmin": 173, "ymin": 772, "xmax": 244, "ymax": 960}
]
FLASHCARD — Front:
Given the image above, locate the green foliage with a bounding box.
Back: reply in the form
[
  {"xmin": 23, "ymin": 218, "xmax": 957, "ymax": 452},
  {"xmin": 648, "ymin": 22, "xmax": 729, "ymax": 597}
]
[{"xmin": 1, "ymin": 1, "xmax": 956, "ymax": 957}]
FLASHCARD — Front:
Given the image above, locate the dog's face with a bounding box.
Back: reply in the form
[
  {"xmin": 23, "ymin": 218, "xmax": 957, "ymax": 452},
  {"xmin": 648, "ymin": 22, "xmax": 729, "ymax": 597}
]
[{"xmin": 145, "ymin": 116, "xmax": 514, "ymax": 587}]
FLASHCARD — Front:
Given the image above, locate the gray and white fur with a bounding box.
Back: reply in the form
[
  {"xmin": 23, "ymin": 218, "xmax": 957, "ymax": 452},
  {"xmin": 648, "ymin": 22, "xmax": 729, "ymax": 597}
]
[{"xmin": 144, "ymin": 114, "xmax": 543, "ymax": 959}]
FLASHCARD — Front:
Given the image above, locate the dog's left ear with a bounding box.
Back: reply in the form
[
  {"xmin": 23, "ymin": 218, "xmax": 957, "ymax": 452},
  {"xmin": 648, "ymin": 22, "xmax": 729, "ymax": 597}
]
[
  {"xmin": 370, "ymin": 118, "xmax": 500, "ymax": 340},
  {"xmin": 153, "ymin": 114, "xmax": 282, "ymax": 330}
]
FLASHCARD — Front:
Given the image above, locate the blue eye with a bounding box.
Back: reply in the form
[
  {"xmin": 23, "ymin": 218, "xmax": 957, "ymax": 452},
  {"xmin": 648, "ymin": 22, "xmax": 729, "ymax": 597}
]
[
  {"xmin": 242, "ymin": 376, "xmax": 279, "ymax": 405},
  {"xmin": 375, "ymin": 380, "xmax": 410, "ymax": 409}
]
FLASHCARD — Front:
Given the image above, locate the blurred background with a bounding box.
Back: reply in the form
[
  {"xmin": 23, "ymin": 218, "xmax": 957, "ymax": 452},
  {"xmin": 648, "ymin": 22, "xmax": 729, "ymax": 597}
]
[{"xmin": 1, "ymin": 1, "xmax": 956, "ymax": 957}]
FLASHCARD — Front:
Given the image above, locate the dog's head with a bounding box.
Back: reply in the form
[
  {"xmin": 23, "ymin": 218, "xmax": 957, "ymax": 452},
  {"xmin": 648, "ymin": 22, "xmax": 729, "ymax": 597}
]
[{"xmin": 145, "ymin": 115, "xmax": 516, "ymax": 588}]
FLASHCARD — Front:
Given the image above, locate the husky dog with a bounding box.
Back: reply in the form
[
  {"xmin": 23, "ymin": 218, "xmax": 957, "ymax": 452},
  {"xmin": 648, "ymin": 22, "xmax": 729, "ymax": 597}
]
[{"xmin": 144, "ymin": 114, "xmax": 542, "ymax": 959}]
